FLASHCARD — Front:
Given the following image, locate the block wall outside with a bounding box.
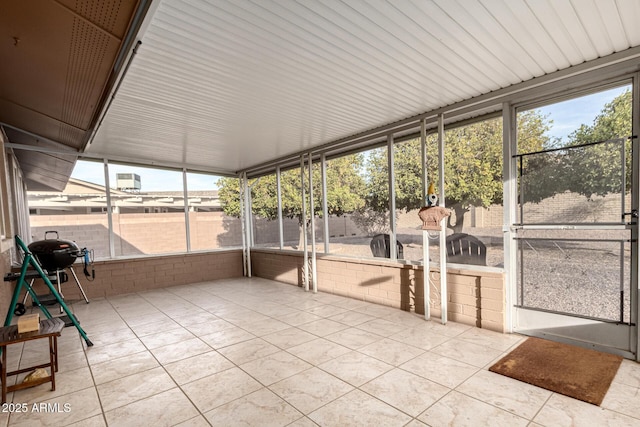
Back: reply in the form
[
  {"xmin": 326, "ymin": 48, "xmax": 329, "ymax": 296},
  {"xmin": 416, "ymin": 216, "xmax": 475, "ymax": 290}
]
[
  {"xmin": 29, "ymin": 212, "xmax": 243, "ymax": 259},
  {"xmin": 22, "ymin": 250, "xmax": 243, "ymax": 301},
  {"xmin": 251, "ymin": 249, "xmax": 506, "ymax": 332},
  {"xmin": 252, "ymin": 215, "xmax": 362, "ymax": 246},
  {"xmin": 30, "ymin": 212, "xmax": 359, "ymax": 257},
  {"xmin": 29, "ymin": 191, "xmax": 622, "ymax": 257},
  {"xmin": 465, "ymin": 191, "xmax": 630, "ymax": 228}
]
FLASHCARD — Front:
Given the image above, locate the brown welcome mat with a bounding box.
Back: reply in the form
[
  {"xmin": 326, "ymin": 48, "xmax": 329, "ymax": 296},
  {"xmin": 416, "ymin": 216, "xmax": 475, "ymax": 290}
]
[{"xmin": 489, "ymin": 337, "xmax": 622, "ymax": 406}]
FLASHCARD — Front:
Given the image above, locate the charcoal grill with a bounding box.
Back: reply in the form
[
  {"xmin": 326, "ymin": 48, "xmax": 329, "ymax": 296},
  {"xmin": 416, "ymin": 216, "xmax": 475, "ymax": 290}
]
[
  {"xmin": 28, "ymin": 232, "xmax": 82, "ymax": 271},
  {"xmin": 2, "ymin": 235, "xmax": 93, "ymax": 347},
  {"xmin": 22, "ymin": 231, "xmax": 91, "ymax": 312}
]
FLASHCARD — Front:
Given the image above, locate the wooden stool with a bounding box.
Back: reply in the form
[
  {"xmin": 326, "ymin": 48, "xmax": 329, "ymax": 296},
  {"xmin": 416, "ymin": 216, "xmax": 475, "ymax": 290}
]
[{"xmin": 0, "ymin": 317, "xmax": 65, "ymax": 403}]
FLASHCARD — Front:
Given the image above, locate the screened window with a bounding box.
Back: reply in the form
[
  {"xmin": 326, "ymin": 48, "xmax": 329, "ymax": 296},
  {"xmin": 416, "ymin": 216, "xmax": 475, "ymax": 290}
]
[
  {"xmin": 250, "ymin": 172, "xmax": 281, "ymax": 249},
  {"xmin": 327, "ymin": 146, "xmax": 390, "ymax": 259},
  {"xmin": 515, "ymin": 84, "xmax": 633, "ymax": 322},
  {"xmin": 440, "ymin": 116, "xmax": 504, "ymax": 268},
  {"xmin": 187, "ymin": 171, "xmax": 241, "ymax": 251},
  {"xmin": 28, "ymin": 159, "xmax": 110, "ymax": 258}
]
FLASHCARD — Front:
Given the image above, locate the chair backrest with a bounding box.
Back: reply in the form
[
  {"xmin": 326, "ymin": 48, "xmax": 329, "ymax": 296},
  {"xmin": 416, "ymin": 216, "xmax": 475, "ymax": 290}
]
[
  {"xmin": 445, "ymin": 233, "xmax": 486, "ymax": 266},
  {"xmin": 370, "ymin": 234, "xmax": 404, "ymax": 259}
]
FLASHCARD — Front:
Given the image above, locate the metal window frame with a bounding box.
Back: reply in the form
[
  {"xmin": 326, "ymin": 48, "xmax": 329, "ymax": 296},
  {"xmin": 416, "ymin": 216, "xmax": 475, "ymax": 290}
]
[{"xmin": 387, "ymin": 135, "xmax": 397, "ymax": 262}]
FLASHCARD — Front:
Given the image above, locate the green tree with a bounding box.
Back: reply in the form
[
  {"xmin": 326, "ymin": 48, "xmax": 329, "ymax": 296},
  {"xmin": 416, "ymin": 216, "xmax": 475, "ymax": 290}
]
[
  {"xmin": 513, "ymin": 109, "xmax": 557, "ymax": 204},
  {"xmin": 363, "ymin": 147, "xmax": 390, "ymax": 213},
  {"xmin": 441, "ymin": 118, "xmax": 505, "ymax": 230},
  {"xmin": 563, "ymin": 90, "xmax": 632, "ymax": 198},
  {"xmin": 520, "ymin": 90, "xmax": 632, "ymax": 205},
  {"xmin": 218, "ymin": 154, "xmax": 366, "ymax": 245},
  {"xmin": 570, "ymin": 90, "xmax": 632, "ymax": 145},
  {"xmin": 365, "ymin": 111, "xmax": 550, "ymax": 232}
]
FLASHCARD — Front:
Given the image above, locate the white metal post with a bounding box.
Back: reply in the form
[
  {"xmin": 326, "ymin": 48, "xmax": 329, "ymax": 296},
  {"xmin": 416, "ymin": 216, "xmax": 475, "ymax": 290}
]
[
  {"xmin": 182, "ymin": 168, "xmax": 191, "ymax": 252},
  {"xmin": 246, "ymin": 174, "xmax": 253, "ymax": 277},
  {"xmin": 422, "ymin": 231, "xmax": 430, "ymax": 320},
  {"xmin": 301, "ymin": 155, "xmax": 309, "ymax": 291},
  {"xmin": 388, "ymin": 135, "xmax": 397, "ymax": 261},
  {"xmin": 438, "ymin": 114, "xmax": 447, "ymax": 324},
  {"xmin": 309, "ymin": 152, "xmax": 317, "ymax": 293},
  {"xmin": 239, "ymin": 173, "xmax": 248, "ymax": 276},
  {"xmin": 103, "ymin": 159, "xmax": 115, "ymax": 258},
  {"xmin": 421, "ymin": 120, "xmax": 430, "ymax": 319},
  {"xmin": 247, "ymin": 179, "xmax": 254, "ymax": 249},
  {"xmin": 321, "ymin": 153, "xmax": 329, "ymax": 254},
  {"xmin": 632, "ymin": 72, "xmax": 640, "ymax": 360},
  {"xmin": 421, "ymin": 120, "xmax": 428, "ymax": 204},
  {"xmin": 276, "ymin": 166, "xmax": 284, "ymax": 250},
  {"xmin": 503, "ymin": 102, "xmax": 517, "ymax": 333},
  {"xmin": 242, "ymin": 173, "xmax": 252, "ymax": 277}
]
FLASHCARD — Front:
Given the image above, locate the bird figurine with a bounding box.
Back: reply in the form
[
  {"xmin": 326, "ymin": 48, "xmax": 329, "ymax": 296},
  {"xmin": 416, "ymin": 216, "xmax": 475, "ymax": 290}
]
[
  {"xmin": 427, "ymin": 182, "xmax": 439, "ymax": 206},
  {"xmin": 419, "ymin": 182, "xmax": 450, "ymax": 230}
]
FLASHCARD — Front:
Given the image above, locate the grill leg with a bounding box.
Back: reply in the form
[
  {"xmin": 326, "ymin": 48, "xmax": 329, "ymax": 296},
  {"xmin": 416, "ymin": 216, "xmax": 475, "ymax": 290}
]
[
  {"xmin": 67, "ymin": 267, "xmax": 89, "ymax": 304},
  {"xmin": 39, "ymin": 278, "xmax": 92, "ymax": 346},
  {"xmin": 21, "ymin": 279, "xmax": 34, "ymax": 306}
]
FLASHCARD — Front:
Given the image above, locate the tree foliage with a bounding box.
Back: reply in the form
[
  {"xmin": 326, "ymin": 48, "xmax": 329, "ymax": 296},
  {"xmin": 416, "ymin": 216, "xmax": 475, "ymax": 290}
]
[
  {"xmin": 217, "ymin": 176, "xmax": 241, "ymax": 216},
  {"xmin": 364, "ymin": 111, "xmax": 550, "ymax": 231},
  {"xmin": 570, "ymin": 90, "xmax": 632, "ymax": 145},
  {"xmin": 563, "ymin": 89, "xmax": 632, "ymax": 198},
  {"xmin": 521, "ymin": 89, "xmax": 632, "ymax": 203},
  {"xmin": 217, "ymin": 154, "xmax": 366, "ymax": 225}
]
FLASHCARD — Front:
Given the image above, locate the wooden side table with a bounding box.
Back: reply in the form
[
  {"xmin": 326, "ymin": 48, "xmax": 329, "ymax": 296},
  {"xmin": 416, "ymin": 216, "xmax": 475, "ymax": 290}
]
[{"xmin": 0, "ymin": 317, "xmax": 65, "ymax": 403}]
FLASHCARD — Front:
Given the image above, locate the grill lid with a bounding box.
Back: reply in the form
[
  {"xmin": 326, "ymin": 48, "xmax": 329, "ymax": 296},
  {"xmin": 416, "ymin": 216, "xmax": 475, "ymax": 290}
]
[{"xmin": 28, "ymin": 232, "xmax": 82, "ymax": 271}]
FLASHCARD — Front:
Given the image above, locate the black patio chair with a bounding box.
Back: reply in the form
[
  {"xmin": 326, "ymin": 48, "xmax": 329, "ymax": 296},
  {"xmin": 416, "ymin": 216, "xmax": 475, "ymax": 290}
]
[
  {"xmin": 445, "ymin": 233, "xmax": 486, "ymax": 266},
  {"xmin": 370, "ymin": 234, "xmax": 404, "ymax": 259}
]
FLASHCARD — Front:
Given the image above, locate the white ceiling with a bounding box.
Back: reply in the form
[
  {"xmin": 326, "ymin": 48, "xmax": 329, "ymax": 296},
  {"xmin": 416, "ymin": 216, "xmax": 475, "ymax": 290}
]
[{"xmin": 43, "ymin": 0, "xmax": 640, "ymax": 175}]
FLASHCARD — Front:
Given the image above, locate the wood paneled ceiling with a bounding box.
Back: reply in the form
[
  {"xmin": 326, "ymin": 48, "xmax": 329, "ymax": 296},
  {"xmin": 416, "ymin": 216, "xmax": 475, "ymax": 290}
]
[{"xmin": 0, "ymin": 0, "xmax": 145, "ymax": 190}]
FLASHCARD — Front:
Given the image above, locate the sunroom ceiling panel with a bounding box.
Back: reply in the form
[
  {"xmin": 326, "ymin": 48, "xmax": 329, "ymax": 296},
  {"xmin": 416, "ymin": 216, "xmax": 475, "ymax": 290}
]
[
  {"xmin": 342, "ymin": 2, "xmax": 495, "ymax": 100},
  {"xmin": 86, "ymin": 0, "xmax": 640, "ymax": 175},
  {"xmin": 524, "ymin": 1, "xmax": 583, "ymax": 66},
  {"xmin": 173, "ymin": 0, "xmax": 447, "ymax": 113},
  {"xmin": 481, "ymin": 0, "xmax": 568, "ymax": 73},
  {"xmin": 433, "ymin": 0, "xmax": 543, "ymax": 81},
  {"xmin": 547, "ymin": 0, "xmax": 600, "ymax": 61},
  {"xmin": 250, "ymin": 1, "xmax": 462, "ymax": 105},
  {"xmin": 391, "ymin": 1, "xmax": 518, "ymax": 89},
  {"xmin": 618, "ymin": 1, "xmax": 640, "ymax": 46},
  {"xmin": 312, "ymin": 1, "xmax": 482, "ymax": 100},
  {"xmin": 577, "ymin": 0, "xmax": 620, "ymax": 56}
]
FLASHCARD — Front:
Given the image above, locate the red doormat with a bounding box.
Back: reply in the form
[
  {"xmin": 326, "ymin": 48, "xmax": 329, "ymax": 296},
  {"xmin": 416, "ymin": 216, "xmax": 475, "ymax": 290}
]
[{"xmin": 489, "ymin": 337, "xmax": 622, "ymax": 405}]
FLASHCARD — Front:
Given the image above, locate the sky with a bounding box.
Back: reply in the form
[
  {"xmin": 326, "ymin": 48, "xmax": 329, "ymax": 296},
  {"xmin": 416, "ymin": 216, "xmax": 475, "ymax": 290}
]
[
  {"xmin": 72, "ymin": 84, "xmax": 631, "ymax": 192},
  {"xmin": 533, "ymin": 84, "xmax": 630, "ymax": 143},
  {"xmin": 71, "ymin": 161, "xmax": 220, "ymax": 192}
]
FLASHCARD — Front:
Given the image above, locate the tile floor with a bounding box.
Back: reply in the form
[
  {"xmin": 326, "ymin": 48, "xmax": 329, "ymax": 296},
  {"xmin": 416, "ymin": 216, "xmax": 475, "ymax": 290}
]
[{"xmin": 1, "ymin": 277, "xmax": 640, "ymax": 426}]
